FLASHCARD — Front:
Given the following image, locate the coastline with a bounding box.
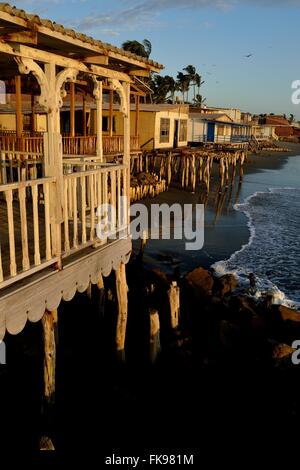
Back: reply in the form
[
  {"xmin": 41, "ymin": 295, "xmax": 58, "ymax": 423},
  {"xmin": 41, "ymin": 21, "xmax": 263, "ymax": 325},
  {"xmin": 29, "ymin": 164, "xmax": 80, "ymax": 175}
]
[{"xmin": 135, "ymin": 141, "xmax": 300, "ymax": 307}]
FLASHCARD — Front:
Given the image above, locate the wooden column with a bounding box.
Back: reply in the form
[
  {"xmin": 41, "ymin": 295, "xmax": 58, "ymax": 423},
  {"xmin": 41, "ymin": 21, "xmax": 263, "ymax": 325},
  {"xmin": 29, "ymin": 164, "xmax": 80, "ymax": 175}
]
[
  {"xmin": 94, "ymin": 80, "xmax": 103, "ymax": 161},
  {"xmin": 123, "ymin": 82, "xmax": 131, "ymax": 230},
  {"xmin": 109, "ymin": 89, "xmax": 113, "ymax": 137},
  {"xmin": 31, "ymin": 92, "xmax": 35, "ymax": 133},
  {"xmin": 15, "ymin": 75, "xmax": 23, "ymax": 138},
  {"xmin": 135, "ymin": 94, "xmax": 140, "ymax": 137},
  {"xmin": 82, "ymin": 94, "xmax": 86, "ymax": 137},
  {"xmin": 115, "ymin": 263, "xmax": 128, "ymax": 362},
  {"xmin": 70, "ymin": 81, "xmax": 75, "ymax": 137}
]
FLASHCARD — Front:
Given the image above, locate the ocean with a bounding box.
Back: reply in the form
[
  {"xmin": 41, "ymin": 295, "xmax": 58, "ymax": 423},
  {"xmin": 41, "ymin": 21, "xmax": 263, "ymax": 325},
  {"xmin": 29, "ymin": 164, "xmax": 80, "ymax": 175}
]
[
  {"xmin": 212, "ymin": 154, "xmax": 300, "ymax": 310},
  {"xmin": 139, "ymin": 150, "xmax": 300, "ymax": 310}
]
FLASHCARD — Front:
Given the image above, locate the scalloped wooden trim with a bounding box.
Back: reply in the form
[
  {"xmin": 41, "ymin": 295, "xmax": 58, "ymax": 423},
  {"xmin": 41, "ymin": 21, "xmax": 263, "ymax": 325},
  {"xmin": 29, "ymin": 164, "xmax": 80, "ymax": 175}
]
[{"xmin": 0, "ymin": 238, "xmax": 131, "ymax": 339}]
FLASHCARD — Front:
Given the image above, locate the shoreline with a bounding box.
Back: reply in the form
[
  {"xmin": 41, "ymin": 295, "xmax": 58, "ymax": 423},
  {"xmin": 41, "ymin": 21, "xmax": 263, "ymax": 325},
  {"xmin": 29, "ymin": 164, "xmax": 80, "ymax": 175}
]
[{"xmin": 137, "ymin": 141, "xmax": 300, "ymax": 306}]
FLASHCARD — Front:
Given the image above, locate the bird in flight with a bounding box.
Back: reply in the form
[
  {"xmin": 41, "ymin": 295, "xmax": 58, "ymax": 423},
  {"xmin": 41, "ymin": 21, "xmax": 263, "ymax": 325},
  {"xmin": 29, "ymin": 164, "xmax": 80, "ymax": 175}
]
[{"xmin": 244, "ymin": 53, "xmax": 253, "ymax": 58}]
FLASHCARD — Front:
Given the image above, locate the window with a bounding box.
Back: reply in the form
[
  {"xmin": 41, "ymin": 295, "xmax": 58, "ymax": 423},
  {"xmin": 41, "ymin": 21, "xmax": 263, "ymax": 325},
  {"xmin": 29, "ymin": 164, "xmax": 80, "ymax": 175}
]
[
  {"xmin": 179, "ymin": 120, "xmax": 187, "ymax": 142},
  {"xmin": 160, "ymin": 118, "xmax": 170, "ymax": 143},
  {"xmin": 217, "ymin": 125, "xmax": 225, "ymax": 136},
  {"xmin": 0, "ymin": 81, "xmax": 6, "ymax": 105},
  {"xmin": 102, "ymin": 116, "xmax": 116, "ymax": 132}
]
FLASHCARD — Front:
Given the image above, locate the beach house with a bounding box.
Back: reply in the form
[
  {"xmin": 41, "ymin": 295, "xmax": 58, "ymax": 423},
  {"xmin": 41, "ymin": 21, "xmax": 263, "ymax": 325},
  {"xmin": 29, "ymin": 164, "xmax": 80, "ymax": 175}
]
[{"xmin": 0, "ymin": 3, "xmax": 162, "ymax": 397}]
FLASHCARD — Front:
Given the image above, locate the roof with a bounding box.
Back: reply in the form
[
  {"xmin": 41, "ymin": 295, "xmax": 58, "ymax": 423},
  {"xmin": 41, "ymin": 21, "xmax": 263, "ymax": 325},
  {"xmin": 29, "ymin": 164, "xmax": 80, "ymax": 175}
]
[
  {"xmin": 0, "ymin": 3, "xmax": 163, "ymax": 72},
  {"xmin": 189, "ymin": 112, "xmax": 233, "ymax": 122}
]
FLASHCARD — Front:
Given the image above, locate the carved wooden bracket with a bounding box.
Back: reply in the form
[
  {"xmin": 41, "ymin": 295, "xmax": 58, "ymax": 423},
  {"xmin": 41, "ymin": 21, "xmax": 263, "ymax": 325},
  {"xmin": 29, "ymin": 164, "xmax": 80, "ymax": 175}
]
[
  {"xmin": 15, "ymin": 57, "xmax": 78, "ymax": 112},
  {"xmin": 108, "ymin": 79, "xmax": 128, "ymax": 117}
]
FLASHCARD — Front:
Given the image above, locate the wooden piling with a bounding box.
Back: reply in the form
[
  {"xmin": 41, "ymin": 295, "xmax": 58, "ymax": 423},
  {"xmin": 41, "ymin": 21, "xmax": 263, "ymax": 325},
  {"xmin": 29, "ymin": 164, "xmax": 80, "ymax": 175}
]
[
  {"xmin": 149, "ymin": 308, "xmax": 161, "ymax": 364},
  {"xmin": 40, "ymin": 308, "xmax": 57, "ymax": 451},
  {"xmin": 168, "ymin": 281, "xmax": 180, "ymax": 329},
  {"xmin": 115, "ymin": 263, "xmax": 128, "ymax": 361}
]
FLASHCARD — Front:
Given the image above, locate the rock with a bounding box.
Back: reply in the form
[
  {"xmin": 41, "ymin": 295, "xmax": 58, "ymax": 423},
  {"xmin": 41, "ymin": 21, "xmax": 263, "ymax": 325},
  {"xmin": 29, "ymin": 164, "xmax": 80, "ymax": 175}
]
[
  {"xmin": 271, "ymin": 342, "xmax": 295, "ymax": 360},
  {"xmin": 213, "ymin": 274, "xmax": 237, "ymax": 298},
  {"xmin": 277, "ymin": 305, "xmax": 300, "ymax": 323},
  {"xmin": 219, "ymin": 320, "xmax": 243, "ymax": 350},
  {"xmin": 185, "ymin": 267, "xmax": 214, "ymax": 297}
]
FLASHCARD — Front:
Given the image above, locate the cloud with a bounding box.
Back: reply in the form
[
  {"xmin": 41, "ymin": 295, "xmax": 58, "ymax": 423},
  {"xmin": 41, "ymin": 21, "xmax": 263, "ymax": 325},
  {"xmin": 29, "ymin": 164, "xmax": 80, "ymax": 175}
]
[{"xmin": 75, "ymin": 0, "xmax": 300, "ymax": 32}]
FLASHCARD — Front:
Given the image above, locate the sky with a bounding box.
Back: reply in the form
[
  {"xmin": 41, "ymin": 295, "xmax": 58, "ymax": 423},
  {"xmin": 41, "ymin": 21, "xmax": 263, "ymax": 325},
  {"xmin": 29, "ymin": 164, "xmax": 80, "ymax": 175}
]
[{"xmin": 11, "ymin": 0, "xmax": 300, "ymax": 119}]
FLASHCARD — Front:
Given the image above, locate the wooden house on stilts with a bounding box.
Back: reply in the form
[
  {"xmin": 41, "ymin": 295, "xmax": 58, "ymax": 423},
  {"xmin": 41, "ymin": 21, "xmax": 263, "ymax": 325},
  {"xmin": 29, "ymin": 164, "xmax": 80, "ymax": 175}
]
[{"xmin": 0, "ymin": 2, "xmax": 163, "ymax": 445}]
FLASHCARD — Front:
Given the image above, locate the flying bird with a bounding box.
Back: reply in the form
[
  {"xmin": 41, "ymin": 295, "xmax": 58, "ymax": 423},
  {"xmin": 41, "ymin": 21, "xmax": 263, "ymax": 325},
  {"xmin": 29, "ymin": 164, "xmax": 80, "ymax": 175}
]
[{"xmin": 244, "ymin": 53, "xmax": 253, "ymax": 58}]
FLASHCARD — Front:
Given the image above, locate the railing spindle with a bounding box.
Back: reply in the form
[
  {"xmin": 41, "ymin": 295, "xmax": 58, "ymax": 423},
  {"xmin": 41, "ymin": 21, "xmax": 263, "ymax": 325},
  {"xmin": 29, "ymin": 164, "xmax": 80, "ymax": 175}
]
[
  {"xmin": 5, "ymin": 189, "xmax": 17, "ymax": 276},
  {"xmin": 31, "ymin": 184, "xmax": 41, "ymax": 266},
  {"xmin": 44, "ymin": 182, "xmax": 52, "ymax": 261}
]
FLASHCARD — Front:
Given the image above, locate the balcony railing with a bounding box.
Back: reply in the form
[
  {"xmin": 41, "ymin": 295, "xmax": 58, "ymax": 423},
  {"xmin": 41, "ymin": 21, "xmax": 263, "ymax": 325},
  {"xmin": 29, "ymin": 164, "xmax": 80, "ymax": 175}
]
[
  {"xmin": 0, "ymin": 160, "xmax": 129, "ymax": 289},
  {"xmin": 0, "ymin": 177, "xmax": 58, "ymax": 288},
  {"xmin": 0, "ymin": 133, "xmax": 140, "ymax": 157}
]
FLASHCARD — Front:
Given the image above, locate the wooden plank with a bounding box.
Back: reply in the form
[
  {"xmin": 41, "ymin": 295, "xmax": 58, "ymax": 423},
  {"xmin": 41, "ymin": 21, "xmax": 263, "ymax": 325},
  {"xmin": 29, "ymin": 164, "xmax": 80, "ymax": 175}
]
[
  {"xmin": 43, "ymin": 182, "xmax": 52, "ymax": 261},
  {"xmin": 81, "ymin": 175, "xmax": 86, "ymax": 245},
  {"xmin": 63, "ymin": 180, "xmax": 70, "ymax": 253},
  {"xmin": 31, "ymin": 184, "xmax": 41, "ymax": 266},
  {"xmin": 18, "ymin": 186, "xmax": 30, "ymax": 271},
  {"xmin": 83, "ymin": 55, "xmax": 109, "ymax": 65},
  {"xmin": 0, "ymin": 176, "xmax": 55, "ymax": 192},
  {"xmin": 11, "ymin": 44, "xmax": 132, "ymax": 82},
  {"xmin": 5, "ymin": 189, "xmax": 17, "ymax": 277},
  {"xmin": 72, "ymin": 177, "xmax": 78, "ymax": 248},
  {"xmin": 15, "ymin": 75, "xmax": 23, "ymax": 139},
  {"xmin": 89, "ymin": 174, "xmax": 95, "ymax": 240},
  {"xmin": 3, "ymin": 30, "xmax": 38, "ymax": 45}
]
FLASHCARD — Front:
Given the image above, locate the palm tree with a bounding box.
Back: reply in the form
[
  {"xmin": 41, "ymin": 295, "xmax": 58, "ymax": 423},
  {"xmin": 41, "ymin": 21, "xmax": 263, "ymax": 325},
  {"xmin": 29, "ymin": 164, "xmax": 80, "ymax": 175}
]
[
  {"xmin": 183, "ymin": 65, "xmax": 196, "ymax": 102},
  {"xmin": 121, "ymin": 39, "xmax": 152, "ymax": 58},
  {"xmin": 193, "ymin": 94, "xmax": 206, "ymax": 107},
  {"xmin": 176, "ymin": 72, "xmax": 190, "ymax": 103},
  {"xmin": 142, "ymin": 39, "xmax": 152, "ymax": 58},
  {"xmin": 164, "ymin": 75, "xmax": 177, "ymax": 103}
]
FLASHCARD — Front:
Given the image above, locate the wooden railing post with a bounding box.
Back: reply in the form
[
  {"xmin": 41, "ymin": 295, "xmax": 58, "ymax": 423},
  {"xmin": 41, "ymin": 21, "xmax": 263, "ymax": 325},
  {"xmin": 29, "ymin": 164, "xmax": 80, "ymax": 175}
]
[{"xmin": 93, "ymin": 79, "xmax": 103, "ymax": 161}]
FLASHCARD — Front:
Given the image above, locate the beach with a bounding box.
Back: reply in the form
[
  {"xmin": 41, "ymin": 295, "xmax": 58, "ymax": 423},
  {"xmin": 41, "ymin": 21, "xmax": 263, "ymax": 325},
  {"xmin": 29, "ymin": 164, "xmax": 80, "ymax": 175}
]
[{"xmin": 136, "ymin": 142, "xmax": 300, "ymax": 308}]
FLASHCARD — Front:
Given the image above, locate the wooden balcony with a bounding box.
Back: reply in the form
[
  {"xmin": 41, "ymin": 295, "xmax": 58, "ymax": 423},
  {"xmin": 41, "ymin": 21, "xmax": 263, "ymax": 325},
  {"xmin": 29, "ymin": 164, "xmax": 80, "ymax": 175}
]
[
  {"xmin": 0, "ymin": 133, "xmax": 139, "ymax": 156},
  {"xmin": 0, "ymin": 153, "xmax": 129, "ymax": 291}
]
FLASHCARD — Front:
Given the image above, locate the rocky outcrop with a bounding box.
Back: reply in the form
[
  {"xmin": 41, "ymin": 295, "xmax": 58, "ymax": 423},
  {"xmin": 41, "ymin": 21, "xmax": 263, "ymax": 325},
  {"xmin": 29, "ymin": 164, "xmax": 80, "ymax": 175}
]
[
  {"xmin": 213, "ymin": 274, "xmax": 238, "ymax": 298},
  {"xmin": 185, "ymin": 267, "xmax": 214, "ymax": 298}
]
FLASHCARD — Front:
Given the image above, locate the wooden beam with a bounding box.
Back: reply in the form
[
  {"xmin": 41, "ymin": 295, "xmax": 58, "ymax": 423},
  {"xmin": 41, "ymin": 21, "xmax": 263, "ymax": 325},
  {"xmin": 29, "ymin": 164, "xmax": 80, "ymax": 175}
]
[
  {"xmin": 70, "ymin": 82, "xmax": 75, "ymax": 137},
  {"xmin": 128, "ymin": 69, "xmax": 150, "ymax": 77},
  {"xmin": 2, "ymin": 30, "xmax": 38, "ymax": 45},
  {"xmin": 0, "ymin": 10, "xmax": 162, "ymax": 72},
  {"xmin": 2, "ymin": 43, "xmax": 131, "ymax": 82},
  {"xmin": 15, "ymin": 75, "xmax": 23, "ymax": 139},
  {"xmin": 83, "ymin": 55, "xmax": 109, "ymax": 65}
]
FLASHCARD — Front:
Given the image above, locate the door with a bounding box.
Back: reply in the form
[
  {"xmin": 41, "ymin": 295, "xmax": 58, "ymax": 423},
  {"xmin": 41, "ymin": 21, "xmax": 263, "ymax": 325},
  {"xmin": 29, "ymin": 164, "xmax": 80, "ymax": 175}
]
[
  {"xmin": 207, "ymin": 122, "xmax": 215, "ymax": 142},
  {"xmin": 173, "ymin": 120, "xmax": 179, "ymax": 148}
]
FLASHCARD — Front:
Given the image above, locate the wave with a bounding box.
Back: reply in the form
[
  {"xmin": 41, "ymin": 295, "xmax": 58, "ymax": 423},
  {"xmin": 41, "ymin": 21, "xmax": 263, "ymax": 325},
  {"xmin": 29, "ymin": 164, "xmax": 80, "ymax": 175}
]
[{"xmin": 212, "ymin": 187, "xmax": 300, "ymax": 311}]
